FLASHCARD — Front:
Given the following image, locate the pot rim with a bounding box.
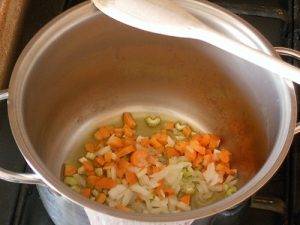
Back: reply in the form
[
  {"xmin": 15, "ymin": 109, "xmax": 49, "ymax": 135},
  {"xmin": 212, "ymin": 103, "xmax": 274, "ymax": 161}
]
[{"xmin": 7, "ymin": 0, "xmax": 297, "ymax": 222}]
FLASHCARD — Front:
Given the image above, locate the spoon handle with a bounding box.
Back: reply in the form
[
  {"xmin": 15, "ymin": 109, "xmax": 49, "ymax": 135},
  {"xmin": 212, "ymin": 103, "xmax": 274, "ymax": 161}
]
[{"xmin": 189, "ymin": 28, "xmax": 300, "ymax": 84}]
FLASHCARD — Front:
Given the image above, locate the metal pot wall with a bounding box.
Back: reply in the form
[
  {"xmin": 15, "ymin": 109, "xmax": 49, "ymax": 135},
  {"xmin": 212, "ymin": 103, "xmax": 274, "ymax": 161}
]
[{"xmin": 0, "ymin": 0, "xmax": 300, "ymax": 224}]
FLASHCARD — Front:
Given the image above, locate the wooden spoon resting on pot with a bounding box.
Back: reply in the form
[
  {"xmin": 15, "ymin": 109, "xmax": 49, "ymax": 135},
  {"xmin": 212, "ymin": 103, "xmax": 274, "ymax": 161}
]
[{"xmin": 92, "ymin": 0, "xmax": 300, "ymax": 84}]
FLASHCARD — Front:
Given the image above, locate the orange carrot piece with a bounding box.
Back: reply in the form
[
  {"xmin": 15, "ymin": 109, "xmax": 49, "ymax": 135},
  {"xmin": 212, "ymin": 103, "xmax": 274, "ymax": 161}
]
[
  {"xmin": 164, "ymin": 187, "xmax": 175, "ymax": 196},
  {"xmin": 123, "ymin": 137, "xmax": 136, "ymax": 146},
  {"xmin": 64, "ymin": 164, "xmax": 77, "ymax": 176},
  {"xmin": 123, "ymin": 125, "xmax": 135, "ymax": 138},
  {"xmin": 199, "ymin": 134, "xmax": 210, "ymax": 147},
  {"xmin": 118, "ymin": 158, "xmax": 131, "ymax": 169},
  {"xmin": 83, "ymin": 161, "xmax": 94, "ymax": 172},
  {"xmin": 219, "ymin": 149, "xmax": 231, "ymax": 163},
  {"xmin": 140, "ymin": 137, "xmax": 150, "ymax": 147},
  {"xmin": 180, "ymin": 194, "xmax": 191, "ymax": 205},
  {"xmin": 116, "ymin": 145, "xmax": 136, "ymax": 158},
  {"xmin": 87, "ymin": 175, "xmax": 100, "ymax": 187},
  {"xmin": 130, "ymin": 149, "xmax": 148, "ymax": 168},
  {"xmin": 96, "ymin": 193, "xmax": 107, "ymax": 204},
  {"xmin": 104, "ymin": 152, "xmax": 113, "ymax": 163},
  {"xmin": 95, "ymin": 177, "xmax": 117, "ymax": 190},
  {"xmin": 166, "ymin": 147, "xmax": 181, "ymax": 158},
  {"xmin": 125, "ymin": 171, "xmax": 138, "ymax": 185},
  {"xmin": 114, "ymin": 128, "xmax": 124, "ymax": 138},
  {"xmin": 185, "ymin": 147, "xmax": 197, "ymax": 161},
  {"xmin": 94, "ymin": 156, "xmax": 105, "ymax": 166},
  {"xmin": 155, "ymin": 133, "xmax": 168, "ymax": 145},
  {"xmin": 94, "ymin": 126, "xmax": 112, "ymax": 140},
  {"xmin": 164, "ymin": 121, "xmax": 175, "ymax": 130},
  {"xmin": 81, "ymin": 188, "xmax": 91, "ymax": 198},
  {"xmin": 174, "ymin": 141, "xmax": 189, "ymax": 153},
  {"xmin": 193, "ymin": 154, "xmax": 203, "ymax": 167},
  {"xmin": 149, "ymin": 137, "xmax": 163, "ymax": 151},
  {"xmin": 209, "ymin": 135, "xmax": 221, "ymax": 149},
  {"xmin": 107, "ymin": 136, "xmax": 123, "ymax": 149},
  {"xmin": 116, "ymin": 166, "xmax": 126, "ymax": 178},
  {"xmin": 182, "ymin": 127, "xmax": 192, "ymax": 137},
  {"xmin": 123, "ymin": 112, "xmax": 136, "ymax": 129},
  {"xmin": 190, "ymin": 140, "xmax": 206, "ymax": 155},
  {"xmin": 85, "ymin": 142, "xmax": 96, "ymax": 152},
  {"xmin": 86, "ymin": 170, "xmax": 96, "ymax": 176}
]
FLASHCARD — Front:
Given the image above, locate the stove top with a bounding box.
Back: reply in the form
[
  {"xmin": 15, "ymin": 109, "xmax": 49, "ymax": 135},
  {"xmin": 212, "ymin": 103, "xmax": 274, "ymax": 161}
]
[{"xmin": 0, "ymin": 0, "xmax": 300, "ymax": 225}]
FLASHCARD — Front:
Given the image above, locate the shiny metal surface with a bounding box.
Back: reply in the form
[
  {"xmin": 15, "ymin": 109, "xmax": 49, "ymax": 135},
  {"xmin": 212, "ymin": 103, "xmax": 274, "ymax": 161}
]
[
  {"xmin": 0, "ymin": 0, "xmax": 298, "ymax": 224},
  {"xmin": 0, "ymin": 89, "xmax": 44, "ymax": 185},
  {"xmin": 274, "ymin": 47, "xmax": 300, "ymax": 135}
]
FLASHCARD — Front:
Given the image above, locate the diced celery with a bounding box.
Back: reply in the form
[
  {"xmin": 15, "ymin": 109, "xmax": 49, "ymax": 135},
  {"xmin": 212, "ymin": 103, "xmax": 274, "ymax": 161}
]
[
  {"xmin": 92, "ymin": 189, "xmax": 99, "ymax": 197},
  {"xmin": 226, "ymin": 186, "xmax": 237, "ymax": 196},
  {"xmin": 64, "ymin": 177, "xmax": 78, "ymax": 186},
  {"xmin": 78, "ymin": 166, "xmax": 85, "ymax": 175},
  {"xmin": 95, "ymin": 168, "xmax": 103, "ymax": 176},
  {"xmin": 86, "ymin": 152, "xmax": 96, "ymax": 160},
  {"xmin": 175, "ymin": 122, "xmax": 186, "ymax": 131},
  {"xmin": 71, "ymin": 185, "xmax": 81, "ymax": 193},
  {"xmin": 145, "ymin": 116, "xmax": 161, "ymax": 127}
]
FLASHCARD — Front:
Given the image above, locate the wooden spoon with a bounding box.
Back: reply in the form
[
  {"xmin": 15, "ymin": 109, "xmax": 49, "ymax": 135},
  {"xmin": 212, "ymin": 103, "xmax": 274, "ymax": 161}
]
[{"xmin": 92, "ymin": 0, "xmax": 300, "ymax": 84}]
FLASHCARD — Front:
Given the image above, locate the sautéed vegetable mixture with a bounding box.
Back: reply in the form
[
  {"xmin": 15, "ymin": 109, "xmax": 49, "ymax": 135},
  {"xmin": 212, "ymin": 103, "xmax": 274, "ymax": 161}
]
[{"xmin": 63, "ymin": 112, "xmax": 238, "ymax": 214}]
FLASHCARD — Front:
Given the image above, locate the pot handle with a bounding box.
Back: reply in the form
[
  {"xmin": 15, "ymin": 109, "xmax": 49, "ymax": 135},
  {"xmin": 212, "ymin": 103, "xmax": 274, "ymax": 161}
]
[
  {"xmin": 274, "ymin": 47, "xmax": 300, "ymax": 134},
  {"xmin": 0, "ymin": 89, "xmax": 44, "ymax": 185}
]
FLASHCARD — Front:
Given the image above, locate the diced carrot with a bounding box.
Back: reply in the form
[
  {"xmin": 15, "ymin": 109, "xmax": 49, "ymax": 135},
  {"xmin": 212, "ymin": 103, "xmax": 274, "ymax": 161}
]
[
  {"xmin": 147, "ymin": 155, "xmax": 157, "ymax": 165},
  {"xmin": 216, "ymin": 163, "xmax": 231, "ymax": 174},
  {"xmin": 83, "ymin": 161, "xmax": 94, "ymax": 172},
  {"xmin": 130, "ymin": 149, "xmax": 148, "ymax": 168},
  {"xmin": 219, "ymin": 149, "xmax": 231, "ymax": 163},
  {"xmin": 114, "ymin": 128, "xmax": 124, "ymax": 138},
  {"xmin": 64, "ymin": 164, "xmax": 77, "ymax": 176},
  {"xmin": 198, "ymin": 134, "xmax": 210, "ymax": 147},
  {"xmin": 125, "ymin": 171, "xmax": 137, "ymax": 185},
  {"xmin": 209, "ymin": 135, "xmax": 221, "ymax": 149},
  {"xmin": 94, "ymin": 156, "xmax": 105, "ymax": 166},
  {"xmin": 174, "ymin": 141, "xmax": 189, "ymax": 153},
  {"xmin": 86, "ymin": 170, "xmax": 96, "ymax": 176},
  {"xmin": 205, "ymin": 149, "xmax": 213, "ymax": 155},
  {"xmin": 166, "ymin": 147, "xmax": 181, "ymax": 158},
  {"xmin": 85, "ymin": 142, "xmax": 96, "ymax": 152},
  {"xmin": 157, "ymin": 179, "xmax": 164, "ymax": 187},
  {"xmin": 164, "ymin": 121, "xmax": 174, "ymax": 130},
  {"xmin": 123, "ymin": 125, "xmax": 135, "ymax": 138},
  {"xmin": 123, "ymin": 112, "xmax": 136, "ymax": 129},
  {"xmin": 152, "ymin": 133, "xmax": 168, "ymax": 145},
  {"xmin": 104, "ymin": 152, "xmax": 112, "ymax": 163},
  {"xmin": 193, "ymin": 154, "xmax": 203, "ymax": 167},
  {"xmin": 96, "ymin": 193, "xmax": 106, "ymax": 203},
  {"xmin": 180, "ymin": 194, "xmax": 191, "ymax": 205},
  {"xmin": 87, "ymin": 175, "xmax": 100, "ymax": 187},
  {"xmin": 123, "ymin": 137, "xmax": 136, "ymax": 146},
  {"xmin": 185, "ymin": 147, "xmax": 197, "ymax": 161},
  {"xmin": 116, "ymin": 166, "xmax": 126, "ymax": 178},
  {"xmin": 202, "ymin": 154, "xmax": 213, "ymax": 167},
  {"xmin": 107, "ymin": 136, "xmax": 123, "ymax": 149},
  {"xmin": 140, "ymin": 137, "xmax": 150, "ymax": 147},
  {"xmin": 164, "ymin": 187, "xmax": 175, "ymax": 196},
  {"xmin": 116, "ymin": 203, "xmax": 131, "ymax": 212},
  {"xmin": 150, "ymin": 137, "xmax": 164, "ymax": 151},
  {"xmin": 95, "ymin": 177, "xmax": 117, "ymax": 190},
  {"xmin": 116, "ymin": 145, "xmax": 136, "ymax": 158},
  {"xmin": 183, "ymin": 127, "xmax": 192, "ymax": 137},
  {"xmin": 94, "ymin": 126, "xmax": 112, "ymax": 140},
  {"xmin": 118, "ymin": 158, "xmax": 131, "ymax": 169},
  {"xmin": 190, "ymin": 140, "xmax": 206, "ymax": 155},
  {"xmin": 81, "ymin": 188, "xmax": 91, "ymax": 198}
]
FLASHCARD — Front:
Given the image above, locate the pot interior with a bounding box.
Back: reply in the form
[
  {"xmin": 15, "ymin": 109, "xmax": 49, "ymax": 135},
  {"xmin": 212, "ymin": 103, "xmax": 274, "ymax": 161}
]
[{"xmin": 18, "ymin": 3, "xmax": 290, "ymax": 211}]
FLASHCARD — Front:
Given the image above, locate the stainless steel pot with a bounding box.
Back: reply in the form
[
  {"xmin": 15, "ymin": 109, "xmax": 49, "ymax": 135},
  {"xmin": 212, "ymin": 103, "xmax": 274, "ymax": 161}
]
[{"xmin": 0, "ymin": 0, "xmax": 300, "ymax": 224}]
